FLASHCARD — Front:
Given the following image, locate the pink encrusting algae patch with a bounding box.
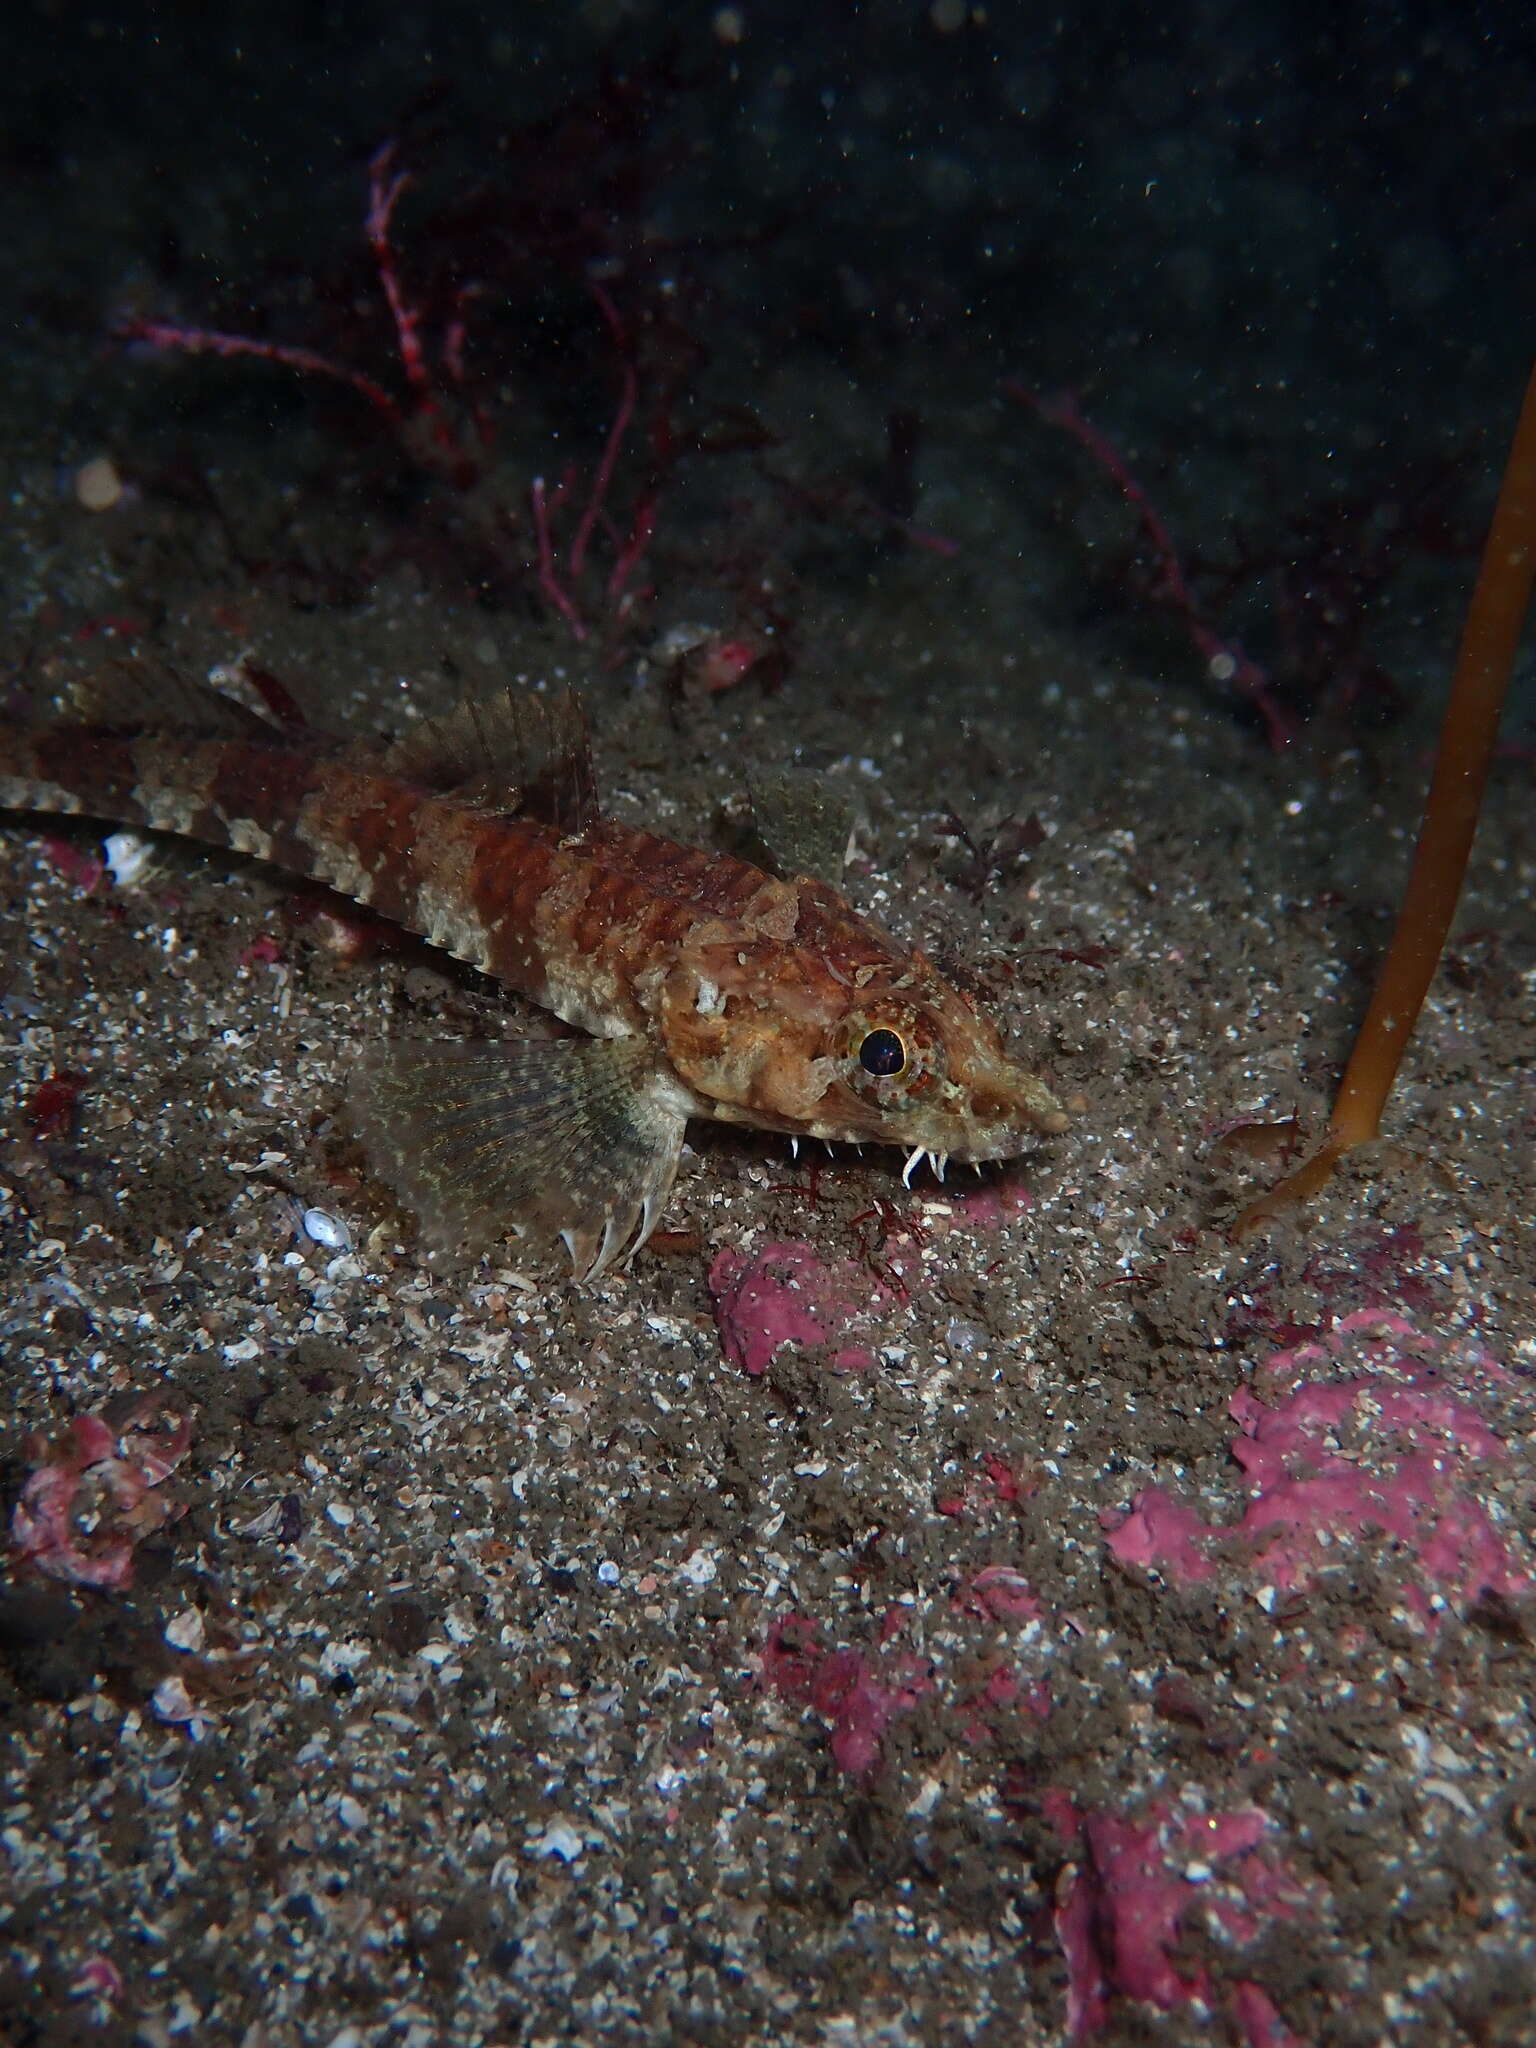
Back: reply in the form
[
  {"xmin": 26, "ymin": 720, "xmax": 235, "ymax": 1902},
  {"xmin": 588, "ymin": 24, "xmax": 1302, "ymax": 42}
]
[
  {"xmin": 708, "ymin": 1240, "xmax": 887, "ymax": 1376},
  {"xmin": 42, "ymin": 836, "xmax": 106, "ymax": 892},
  {"xmin": 1050, "ymin": 1796, "xmax": 1314, "ymax": 2041},
  {"xmin": 923, "ymin": 1167, "xmax": 1034, "ymax": 1235},
  {"xmin": 8, "ymin": 1396, "xmax": 192, "ymax": 1591},
  {"xmin": 68, "ymin": 1955, "xmax": 125, "ymax": 2004},
  {"xmin": 935, "ymin": 1448, "xmax": 1034, "ymax": 1518},
  {"xmin": 1103, "ymin": 1312, "xmax": 1531, "ymax": 1623},
  {"xmin": 956, "ymin": 1662, "xmax": 1051, "ymax": 1745},
  {"xmin": 1101, "ymin": 1488, "xmax": 1217, "ymax": 1584},
  {"xmin": 758, "ymin": 1615, "xmax": 932, "ymax": 1780},
  {"xmin": 955, "ymin": 1563, "xmax": 1043, "ymax": 1622}
]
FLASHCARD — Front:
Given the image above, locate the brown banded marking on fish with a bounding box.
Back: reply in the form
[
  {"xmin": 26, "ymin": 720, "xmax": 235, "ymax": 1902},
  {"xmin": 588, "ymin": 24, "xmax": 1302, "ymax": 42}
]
[
  {"xmin": 1, "ymin": 672, "xmax": 1071, "ymax": 1276},
  {"xmin": 1, "ymin": 728, "xmax": 157, "ymax": 828},
  {"xmin": 295, "ymin": 770, "xmax": 498, "ymax": 958},
  {"xmin": 4, "ymin": 722, "xmax": 331, "ymax": 876}
]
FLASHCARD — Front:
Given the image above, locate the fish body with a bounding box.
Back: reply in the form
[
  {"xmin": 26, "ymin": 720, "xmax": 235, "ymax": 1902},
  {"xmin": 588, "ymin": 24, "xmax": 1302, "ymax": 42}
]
[{"xmin": 0, "ymin": 676, "xmax": 1067, "ymax": 1273}]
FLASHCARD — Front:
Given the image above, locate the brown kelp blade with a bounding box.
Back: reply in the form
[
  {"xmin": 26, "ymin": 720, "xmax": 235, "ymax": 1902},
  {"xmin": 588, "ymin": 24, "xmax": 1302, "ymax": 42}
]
[{"xmin": 1236, "ymin": 360, "xmax": 1536, "ymax": 1235}]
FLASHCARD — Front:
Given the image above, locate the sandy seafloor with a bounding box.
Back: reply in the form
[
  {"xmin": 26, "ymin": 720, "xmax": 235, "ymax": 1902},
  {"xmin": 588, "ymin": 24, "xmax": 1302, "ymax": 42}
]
[{"xmin": 3, "ymin": 5, "xmax": 1536, "ymax": 2046}]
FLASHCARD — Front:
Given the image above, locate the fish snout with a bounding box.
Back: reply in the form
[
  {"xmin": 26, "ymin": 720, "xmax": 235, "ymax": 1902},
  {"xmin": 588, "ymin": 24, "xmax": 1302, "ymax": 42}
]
[{"xmin": 960, "ymin": 1064, "xmax": 1071, "ymax": 1154}]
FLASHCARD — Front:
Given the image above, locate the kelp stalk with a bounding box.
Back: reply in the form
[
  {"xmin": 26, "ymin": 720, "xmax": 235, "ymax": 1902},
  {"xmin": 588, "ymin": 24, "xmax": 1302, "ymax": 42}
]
[{"xmin": 1238, "ymin": 362, "xmax": 1536, "ymax": 1233}]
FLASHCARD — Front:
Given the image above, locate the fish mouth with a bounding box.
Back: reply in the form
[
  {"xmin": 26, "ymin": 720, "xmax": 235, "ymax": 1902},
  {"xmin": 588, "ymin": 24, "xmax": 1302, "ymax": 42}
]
[
  {"xmin": 888, "ymin": 1086, "xmax": 1073, "ymax": 1184},
  {"xmin": 712, "ymin": 1060, "xmax": 1071, "ymax": 1165}
]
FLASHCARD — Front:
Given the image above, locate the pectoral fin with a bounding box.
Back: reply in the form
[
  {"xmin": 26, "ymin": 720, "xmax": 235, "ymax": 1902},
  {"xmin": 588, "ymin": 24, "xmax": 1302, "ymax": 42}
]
[{"xmin": 352, "ymin": 1035, "xmax": 687, "ymax": 1279}]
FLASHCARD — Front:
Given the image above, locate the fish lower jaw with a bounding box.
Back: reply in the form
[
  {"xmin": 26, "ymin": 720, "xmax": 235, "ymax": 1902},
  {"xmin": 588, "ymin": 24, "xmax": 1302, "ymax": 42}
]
[
  {"xmin": 740, "ymin": 1114, "xmax": 1033, "ymax": 1167},
  {"xmin": 691, "ymin": 1098, "xmax": 1056, "ymax": 1171}
]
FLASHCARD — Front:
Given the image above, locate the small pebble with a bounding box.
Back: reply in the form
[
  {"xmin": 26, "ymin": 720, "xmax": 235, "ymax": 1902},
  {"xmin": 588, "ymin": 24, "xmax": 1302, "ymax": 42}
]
[
  {"xmin": 678, "ymin": 1547, "xmax": 717, "ymax": 1587},
  {"xmin": 164, "ymin": 1608, "xmax": 205, "ymax": 1652},
  {"xmin": 150, "ymin": 1675, "xmax": 207, "ymax": 1730},
  {"xmin": 533, "ymin": 1819, "xmax": 584, "ymax": 1862},
  {"xmin": 75, "ymin": 454, "xmax": 124, "ymax": 512}
]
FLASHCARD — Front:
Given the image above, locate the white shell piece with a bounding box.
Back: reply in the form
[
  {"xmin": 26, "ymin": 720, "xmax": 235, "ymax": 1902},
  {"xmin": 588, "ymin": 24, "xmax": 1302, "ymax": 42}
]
[
  {"xmin": 303, "ymin": 1207, "xmax": 352, "ymax": 1251},
  {"xmin": 163, "ymin": 1609, "xmax": 205, "ymax": 1653},
  {"xmin": 104, "ymin": 832, "xmax": 155, "ymax": 886}
]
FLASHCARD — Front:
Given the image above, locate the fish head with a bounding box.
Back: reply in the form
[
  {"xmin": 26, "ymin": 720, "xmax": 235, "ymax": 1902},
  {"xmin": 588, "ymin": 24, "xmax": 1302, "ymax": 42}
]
[
  {"xmin": 660, "ymin": 945, "xmax": 1070, "ymax": 1168},
  {"xmin": 803, "ymin": 975, "xmax": 1073, "ymax": 1166}
]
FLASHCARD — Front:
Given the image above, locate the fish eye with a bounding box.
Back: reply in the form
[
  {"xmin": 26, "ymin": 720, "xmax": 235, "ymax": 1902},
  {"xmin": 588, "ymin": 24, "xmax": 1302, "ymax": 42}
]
[{"xmin": 858, "ymin": 1027, "xmax": 908, "ymax": 1077}]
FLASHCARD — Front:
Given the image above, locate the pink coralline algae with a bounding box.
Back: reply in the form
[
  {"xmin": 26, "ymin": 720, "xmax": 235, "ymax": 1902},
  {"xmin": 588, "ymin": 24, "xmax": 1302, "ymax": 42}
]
[
  {"xmin": 927, "ymin": 1168, "xmax": 1034, "ymax": 1235},
  {"xmin": 935, "ymin": 1449, "xmax": 1034, "ymax": 1518},
  {"xmin": 1051, "ymin": 1796, "xmax": 1312, "ymax": 2041},
  {"xmin": 759, "ymin": 1615, "xmax": 932, "ymax": 1779},
  {"xmin": 709, "ymin": 1240, "xmax": 885, "ymax": 1376},
  {"xmin": 956, "ymin": 1563, "xmax": 1043, "ymax": 1623},
  {"xmin": 957, "ymin": 1662, "xmax": 1051, "ymax": 1746},
  {"xmin": 1102, "ymin": 1489, "xmax": 1217, "ymax": 1585},
  {"xmin": 68, "ymin": 1955, "xmax": 124, "ymax": 2004},
  {"xmin": 42, "ymin": 836, "xmax": 106, "ymax": 892},
  {"xmin": 8, "ymin": 1396, "xmax": 192, "ymax": 1591},
  {"xmin": 1104, "ymin": 1311, "xmax": 1531, "ymax": 1624}
]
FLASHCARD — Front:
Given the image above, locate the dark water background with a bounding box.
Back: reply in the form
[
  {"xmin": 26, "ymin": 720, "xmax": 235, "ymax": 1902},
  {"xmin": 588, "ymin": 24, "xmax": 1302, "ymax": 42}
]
[{"xmin": 6, "ymin": 1, "xmax": 1534, "ymax": 735}]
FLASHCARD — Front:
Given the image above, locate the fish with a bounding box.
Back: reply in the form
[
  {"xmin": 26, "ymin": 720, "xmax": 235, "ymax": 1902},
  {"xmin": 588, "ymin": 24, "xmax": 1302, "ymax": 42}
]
[{"xmin": 0, "ymin": 667, "xmax": 1069, "ymax": 1276}]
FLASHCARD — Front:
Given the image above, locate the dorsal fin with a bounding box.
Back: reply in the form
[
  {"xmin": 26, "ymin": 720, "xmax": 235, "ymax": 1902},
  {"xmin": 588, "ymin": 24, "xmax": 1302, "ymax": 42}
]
[
  {"xmin": 65, "ymin": 659, "xmax": 283, "ymax": 739},
  {"xmin": 745, "ymin": 769, "xmax": 856, "ymax": 885},
  {"xmin": 380, "ymin": 686, "xmax": 599, "ymax": 832}
]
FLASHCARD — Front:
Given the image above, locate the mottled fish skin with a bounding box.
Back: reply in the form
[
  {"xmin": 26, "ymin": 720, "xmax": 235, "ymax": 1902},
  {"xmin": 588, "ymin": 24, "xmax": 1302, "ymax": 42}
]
[{"xmin": 0, "ymin": 696, "xmax": 1068, "ymax": 1256}]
